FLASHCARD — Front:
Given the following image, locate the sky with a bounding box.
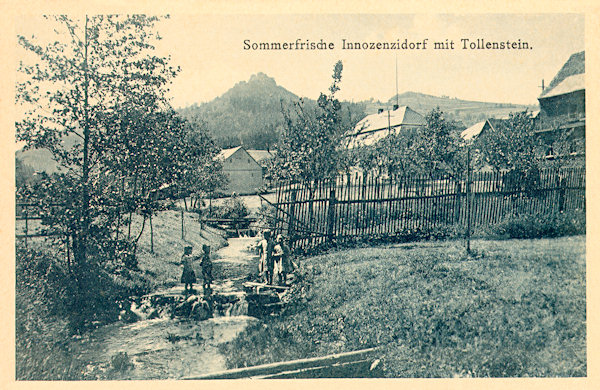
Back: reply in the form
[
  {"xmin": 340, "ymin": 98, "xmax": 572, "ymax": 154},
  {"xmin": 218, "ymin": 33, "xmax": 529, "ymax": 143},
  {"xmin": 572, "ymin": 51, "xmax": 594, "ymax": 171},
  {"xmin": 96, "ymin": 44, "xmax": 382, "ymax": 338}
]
[
  {"xmin": 15, "ymin": 13, "xmax": 585, "ymax": 108},
  {"xmin": 151, "ymin": 14, "xmax": 584, "ymax": 108}
]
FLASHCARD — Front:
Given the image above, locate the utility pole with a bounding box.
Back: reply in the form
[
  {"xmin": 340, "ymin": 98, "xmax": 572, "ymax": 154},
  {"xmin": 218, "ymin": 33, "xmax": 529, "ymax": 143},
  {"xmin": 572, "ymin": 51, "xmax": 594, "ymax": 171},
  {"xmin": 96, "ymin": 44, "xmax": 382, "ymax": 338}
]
[
  {"xmin": 395, "ymin": 54, "xmax": 399, "ymax": 107},
  {"xmin": 539, "ymin": 79, "xmax": 545, "ymax": 94}
]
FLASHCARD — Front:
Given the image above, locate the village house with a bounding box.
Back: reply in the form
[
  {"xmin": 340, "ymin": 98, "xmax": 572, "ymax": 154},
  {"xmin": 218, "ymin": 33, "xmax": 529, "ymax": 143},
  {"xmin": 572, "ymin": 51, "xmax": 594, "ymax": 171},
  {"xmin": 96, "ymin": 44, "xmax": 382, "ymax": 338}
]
[
  {"xmin": 216, "ymin": 146, "xmax": 268, "ymax": 195},
  {"xmin": 247, "ymin": 149, "xmax": 274, "ymax": 168},
  {"xmin": 536, "ymin": 51, "xmax": 585, "ymax": 158},
  {"xmin": 345, "ymin": 105, "xmax": 426, "ymax": 148},
  {"xmin": 247, "ymin": 149, "xmax": 275, "ymax": 187},
  {"xmin": 460, "ymin": 118, "xmax": 497, "ymax": 143}
]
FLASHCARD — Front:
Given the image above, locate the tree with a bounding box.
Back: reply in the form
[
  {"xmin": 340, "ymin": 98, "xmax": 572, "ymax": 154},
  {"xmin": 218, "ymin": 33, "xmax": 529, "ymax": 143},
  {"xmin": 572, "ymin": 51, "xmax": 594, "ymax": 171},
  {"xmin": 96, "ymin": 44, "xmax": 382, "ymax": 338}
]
[
  {"xmin": 476, "ymin": 111, "xmax": 542, "ymax": 173},
  {"xmin": 352, "ymin": 128, "xmax": 421, "ymax": 178},
  {"xmin": 352, "ymin": 107, "xmax": 464, "ymax": 180},
  {"xmin": 174, "ymin": 113, "xmax": 227, "ymax": 209},
  {"xmin": 272, "ymin": 61, "xmax": 349, "ymax": 183},
  {"xmin": 16, "ymin": 15, "xmax": 182, "ymax": 328},
  {"xmin": 414, "ymin": 108, "xmax": 465, "ymax": 179}
]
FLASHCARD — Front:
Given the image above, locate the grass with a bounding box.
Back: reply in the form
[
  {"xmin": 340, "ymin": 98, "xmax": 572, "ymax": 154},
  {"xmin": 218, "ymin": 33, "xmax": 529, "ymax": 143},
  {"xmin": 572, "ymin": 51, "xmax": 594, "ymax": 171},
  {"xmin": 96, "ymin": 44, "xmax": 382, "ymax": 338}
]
[
  {"xmin": 220, "ymin": 235, "xmax": 586, "ymax": 377},
  {"xmin": 129, "ymin": 209, "xmax": 227, "ymax": 287}
]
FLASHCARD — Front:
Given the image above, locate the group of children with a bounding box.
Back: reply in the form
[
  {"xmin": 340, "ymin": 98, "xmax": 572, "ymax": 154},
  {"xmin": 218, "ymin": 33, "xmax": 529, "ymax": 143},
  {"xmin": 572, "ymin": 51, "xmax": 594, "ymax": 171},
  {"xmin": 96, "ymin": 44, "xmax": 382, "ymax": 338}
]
[
  {"xmin": 257, "ymin": 231, "xmax": 293, "ymax": 286},
  {"xmin": 180, "ymin": 231, "xmax": 294, "ymax": 295}
]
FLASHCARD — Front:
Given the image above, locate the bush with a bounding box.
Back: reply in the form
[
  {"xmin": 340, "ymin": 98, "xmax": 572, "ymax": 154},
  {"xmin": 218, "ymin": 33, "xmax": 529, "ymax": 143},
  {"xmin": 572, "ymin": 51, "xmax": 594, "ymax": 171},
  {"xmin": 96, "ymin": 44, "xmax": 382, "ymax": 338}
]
[
  {"xmin": 487, "ymin": 211, "xmax": 585, "ymax": 239},
  {"xmin": 16, "ymin": 245, "xmax": 85, "ymax": 379},
  {"xmin": 110, "ymin": 352, "xmax": 134, "ymax": 372},
  {"xmin": 209, "ymin": 196, "xmax": 249, "ymax": 220}
]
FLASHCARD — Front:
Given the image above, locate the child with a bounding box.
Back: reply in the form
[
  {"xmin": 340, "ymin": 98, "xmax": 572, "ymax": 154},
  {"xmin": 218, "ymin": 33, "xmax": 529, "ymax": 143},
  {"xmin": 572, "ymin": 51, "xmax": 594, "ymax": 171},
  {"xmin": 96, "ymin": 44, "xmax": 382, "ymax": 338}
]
[{"xmin": 181, "ymin": 246, "xmax": 196, "ymax": 294}]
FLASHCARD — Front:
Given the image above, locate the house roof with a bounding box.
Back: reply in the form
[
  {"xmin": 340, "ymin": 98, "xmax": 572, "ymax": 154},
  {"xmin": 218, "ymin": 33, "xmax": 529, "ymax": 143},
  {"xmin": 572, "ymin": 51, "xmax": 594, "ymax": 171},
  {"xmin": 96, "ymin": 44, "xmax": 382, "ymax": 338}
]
[
  {"xmin": 216, "ymin": 146, "xmax": 243, "ymax": 161},
  {"xmin": 346, "ymin": 106, "xmax": 426, "ymax": 148},
  {"xmin": 349, "ymin": 106, "xmax": 426, "ymax": 137},
  {"xmin": 461, "ymin": 120, "xmax": 495, "ymax": 142},
  {"xmin": 247, "ymin": 149, "xmax": 274, "ymax": 163},
  {"xmin": 540, "ymin": 51, "xmax": 584, "ymax": 98},
  {"xmin": 538, "ymin": 73, "xmax": 584, "ymax": 99}
]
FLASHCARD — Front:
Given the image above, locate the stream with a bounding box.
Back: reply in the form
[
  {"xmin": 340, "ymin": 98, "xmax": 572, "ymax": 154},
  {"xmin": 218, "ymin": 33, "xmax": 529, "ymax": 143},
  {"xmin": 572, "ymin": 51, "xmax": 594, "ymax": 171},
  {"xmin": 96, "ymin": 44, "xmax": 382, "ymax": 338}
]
[{"xmin": 70, "ymin": 237, "xmax": 262, "ymax": 380}]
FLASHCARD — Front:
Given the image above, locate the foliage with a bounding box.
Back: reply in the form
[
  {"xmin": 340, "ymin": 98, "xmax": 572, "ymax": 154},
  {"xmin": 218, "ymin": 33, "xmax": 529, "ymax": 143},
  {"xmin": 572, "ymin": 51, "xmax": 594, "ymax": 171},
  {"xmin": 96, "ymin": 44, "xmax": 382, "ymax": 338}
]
[
  {"xmin": 352, "ymin": 129, "xmax": 420, "ymax": 177},
  {"xmin": 15, "ymin": 15, "xmax": 221, "ymax": 330},
  {"xmin": 486, "ymin": 210, "xmax": 585, "ymax": 239},
  {"xmin": 271, "ymin": 61, "xmax": 350, "ymax": 182},
  {"xmin": 475, "ymin": 111, "xmax": 542, "ymax": 173},
  {"xmin": 179, "ymin": 73, "xmax": 297, "ymax": 150},
  {"xmin": 416, "ymin": 108, "xmax": 465, "ymax": 178},
  {"xmin": 15, "ymin": 157, "xmax": 37, "ymax": 189},
  {"xmin": 172, "ymin": 113, "xmax": 227, "ymax": 200},
  {"xmin": 208, "ymin": 195, "xmax": 249, "ymax": 220},
  {"xmin": 110, "ymin": 352, "xmax": 134, "ymax": 372},
  {"xmin": 353, "ymin": 108, "xmax": 464, "ymax": 179},
  {"xmin": 15, "ymin": 244, "xmax": 84, "ymax": 379}
]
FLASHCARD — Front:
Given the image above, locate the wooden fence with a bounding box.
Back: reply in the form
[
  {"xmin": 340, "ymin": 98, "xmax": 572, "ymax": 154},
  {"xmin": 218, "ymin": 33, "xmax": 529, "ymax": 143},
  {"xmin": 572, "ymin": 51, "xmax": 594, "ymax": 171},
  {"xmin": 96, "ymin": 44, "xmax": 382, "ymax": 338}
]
[{"xmin": 271, "ymin": 167, "xmax": 585, "ymax": 252}]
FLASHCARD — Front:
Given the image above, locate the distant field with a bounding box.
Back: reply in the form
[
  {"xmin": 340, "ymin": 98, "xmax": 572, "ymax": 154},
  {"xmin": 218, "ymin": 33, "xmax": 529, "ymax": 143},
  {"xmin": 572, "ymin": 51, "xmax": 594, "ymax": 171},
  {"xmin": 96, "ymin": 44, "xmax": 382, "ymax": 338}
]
[{"xmin": 221, "ymin": 236, "xmax": 586, "ymax": 377}]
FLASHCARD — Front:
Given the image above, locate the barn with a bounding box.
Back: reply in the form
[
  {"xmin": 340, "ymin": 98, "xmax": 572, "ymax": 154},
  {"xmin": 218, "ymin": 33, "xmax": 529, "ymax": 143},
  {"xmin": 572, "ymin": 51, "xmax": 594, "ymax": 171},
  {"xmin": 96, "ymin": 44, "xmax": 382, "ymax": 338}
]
[{"xmin": 216, "ymin": 146, "xmax": 264, "ymax": 195}]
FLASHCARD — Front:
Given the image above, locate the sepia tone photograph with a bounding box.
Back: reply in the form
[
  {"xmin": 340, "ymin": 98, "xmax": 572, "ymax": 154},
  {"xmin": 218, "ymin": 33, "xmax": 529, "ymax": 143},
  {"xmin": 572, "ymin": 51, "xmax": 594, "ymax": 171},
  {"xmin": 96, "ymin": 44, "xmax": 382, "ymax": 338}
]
[{"xmin": 10, "ymin": 8, "xmax": 592, "ymax": 383}]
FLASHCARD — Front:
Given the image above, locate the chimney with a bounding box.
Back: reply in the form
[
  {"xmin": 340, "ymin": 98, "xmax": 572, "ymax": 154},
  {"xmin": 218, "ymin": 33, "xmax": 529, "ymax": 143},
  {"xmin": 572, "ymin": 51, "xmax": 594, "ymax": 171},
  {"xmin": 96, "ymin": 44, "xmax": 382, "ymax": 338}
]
[
  {"xmin": 378, "ymin": 108, "xmax": 384, "ymax": 114},
  {"xmin": 393, "ymin": 104, "xmax": 399, "ymax": 110}
]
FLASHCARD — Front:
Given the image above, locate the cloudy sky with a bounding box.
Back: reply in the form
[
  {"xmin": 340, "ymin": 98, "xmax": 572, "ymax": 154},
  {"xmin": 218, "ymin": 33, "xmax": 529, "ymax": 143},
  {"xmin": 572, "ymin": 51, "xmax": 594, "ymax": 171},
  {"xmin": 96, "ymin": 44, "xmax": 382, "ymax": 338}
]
[
  {"xmin": 153, "ymin": 14, "xmax": 584, "ymax": 107},
  {"xmin": 16, "ymin": 13, "xmax": 584, "ymax": 108}
]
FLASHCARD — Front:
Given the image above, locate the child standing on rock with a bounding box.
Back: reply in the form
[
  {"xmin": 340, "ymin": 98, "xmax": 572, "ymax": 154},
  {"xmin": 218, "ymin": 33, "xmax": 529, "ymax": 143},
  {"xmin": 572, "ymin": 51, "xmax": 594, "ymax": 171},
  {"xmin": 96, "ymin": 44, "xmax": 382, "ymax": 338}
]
[{"xmin": 181, "ymin": 246, "xmax": 196, "ymax": 295}]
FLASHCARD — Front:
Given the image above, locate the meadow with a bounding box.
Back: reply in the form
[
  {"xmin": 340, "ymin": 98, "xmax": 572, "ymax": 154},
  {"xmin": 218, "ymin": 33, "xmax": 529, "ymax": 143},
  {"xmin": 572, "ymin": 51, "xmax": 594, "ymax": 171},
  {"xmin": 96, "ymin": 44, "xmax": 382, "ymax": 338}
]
[{"xmin": 221, "ymin": 235, "xmax": 586, "ymax": 377}]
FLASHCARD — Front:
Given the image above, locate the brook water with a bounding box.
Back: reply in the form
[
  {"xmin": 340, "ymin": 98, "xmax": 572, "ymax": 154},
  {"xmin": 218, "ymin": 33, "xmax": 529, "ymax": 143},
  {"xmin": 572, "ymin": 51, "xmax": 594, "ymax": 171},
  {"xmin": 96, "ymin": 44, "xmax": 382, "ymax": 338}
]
[{"xmin": 70, "ymin": 237, "xmax": 261, "ymax": 380}]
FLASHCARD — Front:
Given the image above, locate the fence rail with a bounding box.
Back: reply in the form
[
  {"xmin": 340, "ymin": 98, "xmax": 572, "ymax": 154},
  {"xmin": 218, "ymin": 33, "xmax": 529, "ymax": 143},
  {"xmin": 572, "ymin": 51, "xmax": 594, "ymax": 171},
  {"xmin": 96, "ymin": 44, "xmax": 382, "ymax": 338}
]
[{"xmin": 271, "ymin": 167, "xmax": 585, "ymax": 252}]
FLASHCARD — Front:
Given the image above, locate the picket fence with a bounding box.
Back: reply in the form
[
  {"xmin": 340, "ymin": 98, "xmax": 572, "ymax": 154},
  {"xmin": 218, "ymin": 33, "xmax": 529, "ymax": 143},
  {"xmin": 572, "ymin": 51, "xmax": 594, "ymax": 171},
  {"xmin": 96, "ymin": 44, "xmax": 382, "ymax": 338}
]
[{"xmin": 270, "ymin": 167, "xmax": 585, "ymax": 252}]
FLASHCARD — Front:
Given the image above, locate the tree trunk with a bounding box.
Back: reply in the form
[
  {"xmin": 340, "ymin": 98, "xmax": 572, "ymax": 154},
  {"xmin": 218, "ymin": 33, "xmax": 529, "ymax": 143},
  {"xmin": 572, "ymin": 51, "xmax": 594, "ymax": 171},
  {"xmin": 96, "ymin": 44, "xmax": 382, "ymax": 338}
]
[
  {"xmin": 128, "ymin": 175, "xmax": 139, "ymax": 240},
  {"xmin": 77, "ymin": 15, "xmax": 91, "ymax": 274},
  {"xmin": 149, "ymin": 214, "xmax": 154, "ymax": 254},
  {"xmin": 181, "ymin": 208, "xmax": 185, "ymax": 240}
]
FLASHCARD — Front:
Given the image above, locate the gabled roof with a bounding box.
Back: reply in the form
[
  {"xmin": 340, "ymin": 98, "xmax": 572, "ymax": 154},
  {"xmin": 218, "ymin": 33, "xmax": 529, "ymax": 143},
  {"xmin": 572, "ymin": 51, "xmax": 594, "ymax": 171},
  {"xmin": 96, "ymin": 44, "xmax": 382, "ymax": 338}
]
[
  {"xmin": 349, "ymin": 106, "xmax": 426, "ymax": 137},
  {"xmin": 216, "ymin": 146, "xmax": 243, "ymax": 161},
  {"xmin": 461, "ymin": 119, "xmax": 495, "ymax": 142},
  {"xmin": 538, "ymin": 73, "xmax": 584, "ymax": 99},
  {"xmin": 540, "ymin": 51, "xmax": 584, "ymax": 98},
  {"xmin": 346, "ymin": 106, "xmax": 426, "ymax": 148},
  {"xmin": 247, "ymin": 149, "xmax": 274, "ymax": 163}
]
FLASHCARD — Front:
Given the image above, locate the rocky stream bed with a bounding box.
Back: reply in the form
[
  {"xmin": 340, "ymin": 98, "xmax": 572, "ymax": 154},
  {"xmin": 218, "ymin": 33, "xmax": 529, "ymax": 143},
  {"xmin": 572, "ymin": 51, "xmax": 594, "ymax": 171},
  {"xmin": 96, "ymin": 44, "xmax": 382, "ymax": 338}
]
[{"xmin": 69, "ymin": 237, "xmax": 278, "ymax": 380}]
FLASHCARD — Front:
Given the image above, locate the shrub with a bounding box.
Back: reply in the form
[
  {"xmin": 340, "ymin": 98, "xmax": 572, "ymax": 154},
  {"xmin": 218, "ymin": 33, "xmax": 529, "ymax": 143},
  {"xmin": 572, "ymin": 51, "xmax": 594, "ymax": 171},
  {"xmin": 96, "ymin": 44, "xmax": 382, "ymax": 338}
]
[
  {"xmin": 16, "ymin": 244, "xmax": 85, "ymax": 379},
  {"xmin": 110, "ymin": 352, "xmax": 134, "ymax": 372},
  {"xmin": 209, "ymin": 196, "xmax": 249, "ymax": 220},
  {"xmin": 487, "ymin": 210, "xmax": 585, "ymax": 239}
]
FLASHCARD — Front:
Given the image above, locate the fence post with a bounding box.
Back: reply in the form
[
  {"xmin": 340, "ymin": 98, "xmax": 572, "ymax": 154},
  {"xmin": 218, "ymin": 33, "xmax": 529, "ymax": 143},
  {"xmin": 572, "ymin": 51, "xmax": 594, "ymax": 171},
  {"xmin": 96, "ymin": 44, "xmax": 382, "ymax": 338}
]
[
  {"xmin": 558, "ymin": 173, "xmax": 566, "ymax": 213},
  {"xmin": 454, "ymin": 180, "xmax": 462, "ymax": 224},
  {"xmin": 466, "ymin": 148, "xmax": 472, "ymax": 254},
  {"xmin": 287, "ymin": 189, "xmax": 297, "ymax": 248},
  {"xmin": 327, "ymin": 187, "xmax": 337, "ymax": 241},
  {"xmin": 24, "ymin": 204, "xmax": 28, "ymax": 248}
]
